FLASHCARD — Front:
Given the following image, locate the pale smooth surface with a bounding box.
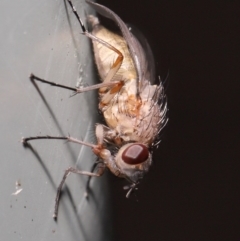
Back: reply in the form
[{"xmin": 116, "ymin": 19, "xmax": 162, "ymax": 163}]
[{"xmin": 0, "ymin": 0, "xmax": 113, "ymax": 240}]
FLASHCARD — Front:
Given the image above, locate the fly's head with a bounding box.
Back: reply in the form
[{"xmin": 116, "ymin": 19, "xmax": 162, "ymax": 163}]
[{"xmin": 115, "ymin": 143, "xmax": 152, "ymax": 184}]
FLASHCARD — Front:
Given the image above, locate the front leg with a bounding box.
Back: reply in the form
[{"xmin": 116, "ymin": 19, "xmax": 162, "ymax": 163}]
[{"xmin": 54, "ymin": 164, "xmax": 105, "ymax": 219}]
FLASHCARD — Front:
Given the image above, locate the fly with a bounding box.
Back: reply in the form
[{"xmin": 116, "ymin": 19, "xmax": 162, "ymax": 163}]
[{"xmin": 22, "ymin": 0, "xmax": 168, "ymax": 219}]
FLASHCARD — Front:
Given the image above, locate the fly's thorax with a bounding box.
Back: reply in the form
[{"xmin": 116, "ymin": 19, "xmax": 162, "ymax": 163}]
[
  {"xmin": 101, "ymin": 78, "xmax": 162, "ymax": 145},
  {"xmin": 114, "ymin": 143, "xmax": 152, "ymax": 182}
]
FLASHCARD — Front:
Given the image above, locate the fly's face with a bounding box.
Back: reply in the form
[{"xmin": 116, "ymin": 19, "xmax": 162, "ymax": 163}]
[{"xmin": 94, "ymin": 124, "xmax": 152, "ymax": 183}]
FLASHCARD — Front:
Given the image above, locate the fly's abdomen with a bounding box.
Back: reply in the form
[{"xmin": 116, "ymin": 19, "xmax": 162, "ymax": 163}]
[{"xmin": 89, "ymin": 16, "xmax": 137, "ymax": 83}]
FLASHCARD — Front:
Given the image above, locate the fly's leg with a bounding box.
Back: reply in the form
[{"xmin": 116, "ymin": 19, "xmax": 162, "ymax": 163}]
[
  {"xmin": 84, "ymin": 162, "xmax": 98, "ymax": 198},
  {"xmin": 22, "ymin": 135, "xmax": 97, "ymax": 148},
  {"xmin": 29, "ymin": 1, "xmax": 124, "ymax": 99},
  {"xmin": 22, "ymin": 135, "xmax": 106, "ymax": 219},
  {"xmin": 22, "ymin": 128, "xmax": 122, "ymax": 218},
  {"xmin": 67, "ymin": 0, "xmax": 123, "ymax": 82},
  {"xmin": 66, "ymin": 0, "xmax": 125, "ymax": 99},
  {"xmin": 29, "ymin": 73, "xmax": 120, "ymax": 94},
  {"xmin": 22, "ymin": 126, "xmax": 120, "ymax": 161},
  {"xmin": 85, "ymin": 160, "xmax": 103, "ymax": 198},
  {"xmin": 54, "ymin": 164, "xmax": 105, "ymax": 219}
]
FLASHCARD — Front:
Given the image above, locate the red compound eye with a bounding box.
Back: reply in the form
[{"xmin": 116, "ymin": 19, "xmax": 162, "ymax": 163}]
[{"xmin": 122, "ymin": 144, "xmax": 149, "ymax": 165}]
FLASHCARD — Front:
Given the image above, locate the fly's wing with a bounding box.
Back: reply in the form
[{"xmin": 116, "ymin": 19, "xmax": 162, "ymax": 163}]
[
  {"xmin": 86, "ymin": 0, "xmax": 154, "ymax": 88},
  {"xmin": 127, "ymin": 24, "xmax": 156, "ymax": 85}
]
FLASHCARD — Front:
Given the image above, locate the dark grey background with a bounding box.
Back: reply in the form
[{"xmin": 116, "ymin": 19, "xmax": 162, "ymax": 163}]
[{"xmin": 97, "ymin": 0, "xmax": 240, "ymax": 240}]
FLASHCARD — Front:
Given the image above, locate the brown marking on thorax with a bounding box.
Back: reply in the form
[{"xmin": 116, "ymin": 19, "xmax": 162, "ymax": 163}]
[{"xmin": 126, "ymin": 95, "xmax": 142, "ymax": 117}]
